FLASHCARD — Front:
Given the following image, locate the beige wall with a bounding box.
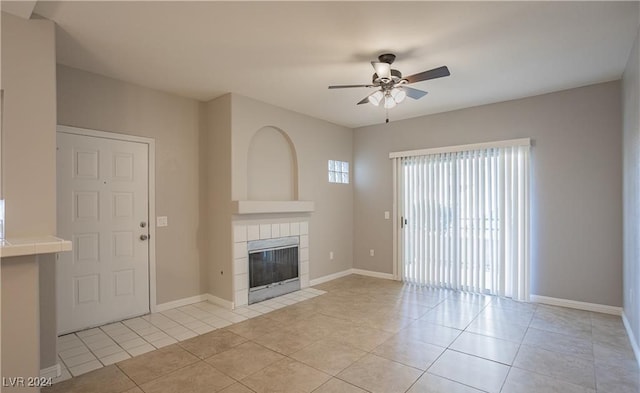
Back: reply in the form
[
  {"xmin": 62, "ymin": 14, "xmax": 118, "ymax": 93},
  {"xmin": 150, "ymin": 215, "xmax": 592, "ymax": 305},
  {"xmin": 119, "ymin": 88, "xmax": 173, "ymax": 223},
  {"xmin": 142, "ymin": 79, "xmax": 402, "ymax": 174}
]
[
  {"xmin": 1, "ymin": 12, "xmax": 56, "ymax": 236},
  {"xmin": 1, "ymin": 12, "xmax": 58, "ymax": 374},
  {"xmin": 56, "ymin": 65, "xmax": 206, "ymax": 304},
  {"xmin": 204, "ymin": 95, "xmax": 232, "ymax": 301},
  {"xmin": 38, "ymin": 255, "xmax": 57, "ymax": 371},
  {"xmin": 231, "ymin": 94, "xmax": 354, "ymax": 281},
  {"xmin": 1, "ymin": 257, "xmax": 40, "ymax": 393},
  {"xmin": 354, "ymin": 81, "xmax": 623, "ymax": 307},
  {"xmin": 622, "ymin": 27, "xmax": 639, "ymax": 352},
  {"xmin": 247, "ymin": 127, "xmax": 297, "ymax": 201}
]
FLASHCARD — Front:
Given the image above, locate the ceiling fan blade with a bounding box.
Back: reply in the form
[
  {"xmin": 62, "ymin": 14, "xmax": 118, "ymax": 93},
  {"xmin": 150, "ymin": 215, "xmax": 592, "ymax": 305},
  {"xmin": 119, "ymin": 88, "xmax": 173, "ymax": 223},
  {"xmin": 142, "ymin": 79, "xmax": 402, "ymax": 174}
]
[
  {"xmin": 357, "ymin": 95, "xmax": 371, "ymax": 105},
  {"xmin": 328, "ymin": 84, "xmax": 374, "ymax": 89},
  {"xmin": 404, "ymin": 66, "xmax": 450, "ymax": 84},
  {"xmin": 403, "ymin": 86, "xmax": 429, "ymax": 100},
  {"xmin": 371, "ymin": 62, "xmax": 391, "ymax": 79}
]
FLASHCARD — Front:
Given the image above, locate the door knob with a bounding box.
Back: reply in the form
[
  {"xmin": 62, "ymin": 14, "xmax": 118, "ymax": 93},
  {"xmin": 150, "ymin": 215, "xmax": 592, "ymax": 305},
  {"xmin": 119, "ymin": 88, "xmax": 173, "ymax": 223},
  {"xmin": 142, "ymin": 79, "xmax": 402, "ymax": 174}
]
[{"xmin": 140, "ymin": 234, "xmax": 149, "ymax": 241}]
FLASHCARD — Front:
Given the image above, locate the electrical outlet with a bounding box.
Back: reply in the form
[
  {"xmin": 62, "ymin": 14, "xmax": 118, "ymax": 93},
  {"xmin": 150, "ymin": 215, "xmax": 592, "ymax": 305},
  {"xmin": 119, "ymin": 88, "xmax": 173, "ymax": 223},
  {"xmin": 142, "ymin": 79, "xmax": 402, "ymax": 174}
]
[
  {"xmin": 370, "ymin": 249, "xmax": 375, "ymax": 257},
  {"xmin": 329, "ymin": 251, "xmax": 334, "ymax": 260}
]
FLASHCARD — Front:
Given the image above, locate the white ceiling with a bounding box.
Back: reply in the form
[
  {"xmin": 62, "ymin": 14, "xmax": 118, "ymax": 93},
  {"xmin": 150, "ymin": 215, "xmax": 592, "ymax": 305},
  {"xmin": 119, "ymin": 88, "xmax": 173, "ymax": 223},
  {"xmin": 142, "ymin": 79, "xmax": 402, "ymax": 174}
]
[{"xmin": 33, "ymin": 1, "xmax": 639, "ymax": 128}]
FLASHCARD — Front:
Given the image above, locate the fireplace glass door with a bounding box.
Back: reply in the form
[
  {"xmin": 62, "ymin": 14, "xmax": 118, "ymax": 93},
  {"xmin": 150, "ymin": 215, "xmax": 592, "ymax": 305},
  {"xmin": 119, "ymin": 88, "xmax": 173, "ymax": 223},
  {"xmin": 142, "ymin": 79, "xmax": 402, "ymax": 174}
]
[{"xmin": 249, "ymin": 246, "xmax": 298, "ymax": 289}]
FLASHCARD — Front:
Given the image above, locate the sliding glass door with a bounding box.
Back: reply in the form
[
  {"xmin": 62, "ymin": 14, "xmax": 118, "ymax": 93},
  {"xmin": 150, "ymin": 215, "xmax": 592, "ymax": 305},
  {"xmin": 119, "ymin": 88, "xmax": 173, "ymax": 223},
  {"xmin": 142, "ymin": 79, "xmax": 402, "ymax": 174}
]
[{"xmin": 392, "ymin": 140, "xmax": 530, "ymax": 301}]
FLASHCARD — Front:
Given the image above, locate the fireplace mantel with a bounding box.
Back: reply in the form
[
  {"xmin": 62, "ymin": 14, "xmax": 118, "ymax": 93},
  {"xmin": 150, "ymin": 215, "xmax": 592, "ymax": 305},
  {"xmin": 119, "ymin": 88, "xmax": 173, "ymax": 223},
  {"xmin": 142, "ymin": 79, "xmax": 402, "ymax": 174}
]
[{"xmin": 231, "ymin": 200, "xmax": 315, "ymax": 215}]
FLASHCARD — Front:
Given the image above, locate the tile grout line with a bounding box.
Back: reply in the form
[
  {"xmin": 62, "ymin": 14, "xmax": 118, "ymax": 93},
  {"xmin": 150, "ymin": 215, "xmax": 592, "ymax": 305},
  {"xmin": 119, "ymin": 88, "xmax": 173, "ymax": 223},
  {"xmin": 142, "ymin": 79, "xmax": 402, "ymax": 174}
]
[
  {"xmin": 419, "ymin": 295, "xmax": 497, "ymax": 393},
  {"xmin": 500, "ymin": 300, "xmax": 539, "ymax": 393},
  {"xmin": 274, "ymin": 290, "xmax": 464, "ymax": 393}
]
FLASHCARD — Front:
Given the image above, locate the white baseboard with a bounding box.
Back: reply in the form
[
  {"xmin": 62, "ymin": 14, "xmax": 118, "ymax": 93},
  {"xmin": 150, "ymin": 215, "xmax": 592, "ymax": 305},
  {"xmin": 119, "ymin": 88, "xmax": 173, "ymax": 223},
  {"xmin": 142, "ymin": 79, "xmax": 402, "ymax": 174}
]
[
  {"xmin": 309, "ymin": 269, "xmax": 352, "ymax": 286},
  {"xmin": 40, "ymin": 363, "xmax": 61, "ymax": 378},
  {"xmin": 205, "ymin": 294, "xmax": 234, "ymax": 310},
  {"xmin": 622, "ymin": 311, "xmax": 640, "ymax": 369},
  {"xmin": 155, "ymin": 294, "xmax": 208, "ymax": 312},
  {"xmin": 351, "ymin": 268, "xmax": 395, "ymax": 280},
  {"xmin": 309, "ymin": 268, "xmax": 395, "ymax": 287},
  {"xmin": 156, "ymin": 293, "xmax": 234, "ymax": 312},
  {"xmin": 530, "ymin": 294, "xmax": 622, "ymax": 316}
]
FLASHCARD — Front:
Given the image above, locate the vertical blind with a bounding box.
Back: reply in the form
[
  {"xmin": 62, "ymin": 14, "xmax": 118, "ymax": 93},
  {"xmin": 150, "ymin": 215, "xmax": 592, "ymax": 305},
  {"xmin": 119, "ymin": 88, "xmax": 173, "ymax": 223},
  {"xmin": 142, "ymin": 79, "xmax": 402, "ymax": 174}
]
[{"xmin": 391, "ymin": 139, "xmax": 530, "ymax": 301}]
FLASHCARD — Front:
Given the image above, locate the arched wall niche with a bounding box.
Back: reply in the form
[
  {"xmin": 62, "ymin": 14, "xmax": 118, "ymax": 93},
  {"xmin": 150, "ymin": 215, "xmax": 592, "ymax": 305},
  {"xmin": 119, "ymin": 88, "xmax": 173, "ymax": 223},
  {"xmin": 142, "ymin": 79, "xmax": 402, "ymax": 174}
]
[{"xmin": 247, "ymin": 126, "xmax": 299, "ymax": 201}]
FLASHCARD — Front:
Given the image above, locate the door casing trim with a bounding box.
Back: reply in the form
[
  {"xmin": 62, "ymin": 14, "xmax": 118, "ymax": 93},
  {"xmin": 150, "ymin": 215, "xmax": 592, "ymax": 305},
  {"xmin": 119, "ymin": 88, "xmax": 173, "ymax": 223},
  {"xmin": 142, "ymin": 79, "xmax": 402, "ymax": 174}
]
[{"xmin": 56, "ymin": 124, "xmax": 158, "ymax": 314}]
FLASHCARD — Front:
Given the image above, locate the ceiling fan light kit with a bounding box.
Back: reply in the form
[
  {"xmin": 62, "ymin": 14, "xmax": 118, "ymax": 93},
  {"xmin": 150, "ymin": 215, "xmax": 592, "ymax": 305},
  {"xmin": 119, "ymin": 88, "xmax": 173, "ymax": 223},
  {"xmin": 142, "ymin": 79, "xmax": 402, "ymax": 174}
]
[
  {"xmin": 390, "ymin": 88, "xmax": 406, "ymax": 103},
  {"xmin": 384, "ymin": 95, "xmax": 396, "ymax": 109},
  {"xmin": 329, "ymin": 53, "xmax": 450, "ymax": 122},
  {"xmin": 368, "ymin": 90, "xmax": 384, "ymax": 106}
]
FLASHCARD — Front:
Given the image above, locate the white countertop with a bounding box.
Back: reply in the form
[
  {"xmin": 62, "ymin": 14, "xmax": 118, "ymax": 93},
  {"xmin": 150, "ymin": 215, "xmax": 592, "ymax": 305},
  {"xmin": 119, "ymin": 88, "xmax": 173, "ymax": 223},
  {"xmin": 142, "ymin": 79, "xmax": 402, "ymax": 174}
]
[{"xmin": 0, "ymin": 236, "xmax": 72, "ymax": 258}]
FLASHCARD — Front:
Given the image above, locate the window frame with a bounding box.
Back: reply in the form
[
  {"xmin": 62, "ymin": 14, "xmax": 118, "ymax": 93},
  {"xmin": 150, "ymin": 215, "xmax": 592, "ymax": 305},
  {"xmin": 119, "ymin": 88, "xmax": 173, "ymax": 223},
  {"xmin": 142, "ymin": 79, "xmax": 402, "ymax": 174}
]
[{"xmin": 328, "ymin": 159, "xmax": 349, "ymax": 184}]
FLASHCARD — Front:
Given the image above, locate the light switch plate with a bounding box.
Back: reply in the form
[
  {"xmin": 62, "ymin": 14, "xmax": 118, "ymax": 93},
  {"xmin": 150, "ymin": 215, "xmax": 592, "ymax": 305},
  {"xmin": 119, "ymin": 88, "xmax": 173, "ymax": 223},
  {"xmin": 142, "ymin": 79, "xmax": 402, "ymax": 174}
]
[
  {"xmin": 384, "ymin": 211, "xmax": 390, "ymax": 220},
  {"xmin": 157, "ymin": 216, "xmax": 168, "ymax": 227}
]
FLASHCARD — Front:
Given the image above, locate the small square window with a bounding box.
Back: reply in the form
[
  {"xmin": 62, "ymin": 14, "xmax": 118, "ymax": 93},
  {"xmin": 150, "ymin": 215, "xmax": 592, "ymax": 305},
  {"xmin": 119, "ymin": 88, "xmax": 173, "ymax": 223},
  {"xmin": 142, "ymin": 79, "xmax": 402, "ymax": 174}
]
[{"xmin": 328, "ymin": 160, "xmax": 349, "ymax": 184}]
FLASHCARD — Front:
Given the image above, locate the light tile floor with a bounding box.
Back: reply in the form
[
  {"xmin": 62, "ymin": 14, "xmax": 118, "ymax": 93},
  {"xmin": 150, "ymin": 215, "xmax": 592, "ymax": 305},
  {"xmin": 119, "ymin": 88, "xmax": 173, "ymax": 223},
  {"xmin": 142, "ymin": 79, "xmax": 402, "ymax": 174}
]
[
  {"xmin": 53, "ymin": 288, "xmax": 326, "ymax": 381},
  {"xmin": 45, "ymin": 275, "xmax": 639, "ymax": 393}
]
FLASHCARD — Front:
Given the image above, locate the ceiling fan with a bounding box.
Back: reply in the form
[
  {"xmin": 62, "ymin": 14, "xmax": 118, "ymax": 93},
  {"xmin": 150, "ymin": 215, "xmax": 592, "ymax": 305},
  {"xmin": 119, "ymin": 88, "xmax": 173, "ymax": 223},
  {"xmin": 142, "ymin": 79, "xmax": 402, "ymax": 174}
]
[{"xmin": 328, "ymin": 53, "xmax": 450, "ymax": 122}]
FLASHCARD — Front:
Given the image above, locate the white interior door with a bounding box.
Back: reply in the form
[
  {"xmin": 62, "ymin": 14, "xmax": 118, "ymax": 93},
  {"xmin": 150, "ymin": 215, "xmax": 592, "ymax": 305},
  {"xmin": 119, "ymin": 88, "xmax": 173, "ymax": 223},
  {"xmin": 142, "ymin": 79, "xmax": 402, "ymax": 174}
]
[{"xmin": 57, "ymin": 131, "xmax": 150, "ymax": 334}]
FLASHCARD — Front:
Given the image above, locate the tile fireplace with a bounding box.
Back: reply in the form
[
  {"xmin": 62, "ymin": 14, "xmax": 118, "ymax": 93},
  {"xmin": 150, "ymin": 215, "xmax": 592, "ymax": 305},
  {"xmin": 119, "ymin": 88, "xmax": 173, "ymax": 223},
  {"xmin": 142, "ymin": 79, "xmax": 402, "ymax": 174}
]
[{"xmin": 233, "ymin": 219, "xmax": 309, "ymax": 307}]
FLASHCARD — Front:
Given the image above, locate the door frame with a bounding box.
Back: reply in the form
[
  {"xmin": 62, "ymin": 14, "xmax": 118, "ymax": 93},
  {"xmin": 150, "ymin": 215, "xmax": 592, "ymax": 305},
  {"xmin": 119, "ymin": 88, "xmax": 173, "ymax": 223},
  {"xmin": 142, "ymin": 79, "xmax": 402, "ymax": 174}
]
[{"xmin": 56, "ymin": 124, "xmax": 158, "ymax": 314}]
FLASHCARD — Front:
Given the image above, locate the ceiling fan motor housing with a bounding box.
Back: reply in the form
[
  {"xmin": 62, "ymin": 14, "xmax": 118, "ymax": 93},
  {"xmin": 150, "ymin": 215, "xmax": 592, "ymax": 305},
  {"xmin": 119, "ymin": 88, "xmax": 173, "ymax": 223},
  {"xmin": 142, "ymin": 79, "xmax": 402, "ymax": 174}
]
[
  {"xmin": 373, "ymin": 69, "xmax": 403, "ymax": 85},
  {"xmin": 378, "ymin": 53, "xmax": 396, "ymax": 64}
]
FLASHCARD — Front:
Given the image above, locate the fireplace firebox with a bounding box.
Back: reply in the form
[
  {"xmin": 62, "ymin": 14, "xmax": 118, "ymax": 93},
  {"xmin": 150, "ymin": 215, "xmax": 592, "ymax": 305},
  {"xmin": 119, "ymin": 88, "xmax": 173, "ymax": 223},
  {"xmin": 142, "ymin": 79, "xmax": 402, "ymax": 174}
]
[{"xmin": 247, "ymin": 236, "xmax": 300, "ymax": 304}]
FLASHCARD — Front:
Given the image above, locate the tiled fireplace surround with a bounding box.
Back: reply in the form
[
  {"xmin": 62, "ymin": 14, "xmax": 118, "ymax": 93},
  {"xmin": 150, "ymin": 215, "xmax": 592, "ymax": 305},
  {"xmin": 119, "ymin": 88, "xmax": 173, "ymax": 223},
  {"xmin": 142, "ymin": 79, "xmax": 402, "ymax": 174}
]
[{"xmin": 232, "ymin": 219, "xmax": 310, "ymax": 307}]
